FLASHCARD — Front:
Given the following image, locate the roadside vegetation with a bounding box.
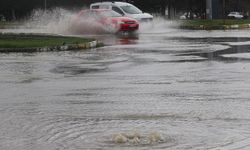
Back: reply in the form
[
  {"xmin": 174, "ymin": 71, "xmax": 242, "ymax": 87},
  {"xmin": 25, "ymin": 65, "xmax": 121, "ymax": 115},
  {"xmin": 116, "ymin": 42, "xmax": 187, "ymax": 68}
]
[
  {"xmin": 180, "ymin": 19, "xmax": 250, "ymax": 29},
  {"xmin": 0, "ymin": 33, "xmax": 93, "ymax": 49},
  {"xmin": 182, "ymin": 19, "xmax": 250, "ymax": 26}
]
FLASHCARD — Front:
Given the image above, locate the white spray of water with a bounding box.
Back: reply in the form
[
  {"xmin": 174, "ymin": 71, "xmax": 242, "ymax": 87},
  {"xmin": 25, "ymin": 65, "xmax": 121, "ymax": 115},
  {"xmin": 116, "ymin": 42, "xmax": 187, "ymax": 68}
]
[
  {"xmin": 22, "ymin": 8, "xmax": 119, "ymax": 34},
  {"xmin": 139, "ymin": 16, "xmax": 179, "ymax": 34},
  {"xmin": 23, "ymin": 8, "xmax": 74, "ymax": 34},
  {"xmin": 21, "ymin": 8, "xmax": 177, "ymax": 35}
]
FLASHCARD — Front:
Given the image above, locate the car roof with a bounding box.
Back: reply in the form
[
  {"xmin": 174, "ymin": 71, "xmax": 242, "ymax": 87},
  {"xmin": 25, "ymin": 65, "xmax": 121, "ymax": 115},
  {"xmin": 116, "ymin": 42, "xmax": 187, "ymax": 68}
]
[
  {"xmin": 91, "ymin": 9, "xmax": 111, "ymax": 12},
  {"xmin": 91, "ymin": 1, "xmax": 132, "ymax": 7},
  {"xmin": 81, "ymin": 9, "xmax": 112, "ymax": 12},
  {"xmin": 113, "ymin": 2, "xmax": 132, "ymax": 6}
]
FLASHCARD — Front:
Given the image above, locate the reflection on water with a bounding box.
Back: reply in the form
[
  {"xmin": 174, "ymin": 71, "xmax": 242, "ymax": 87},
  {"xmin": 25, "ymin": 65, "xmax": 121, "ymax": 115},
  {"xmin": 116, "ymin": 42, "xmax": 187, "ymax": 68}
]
[{"xmin": 1, "ymin": 29, "xmax": 250, "ymax": 150}]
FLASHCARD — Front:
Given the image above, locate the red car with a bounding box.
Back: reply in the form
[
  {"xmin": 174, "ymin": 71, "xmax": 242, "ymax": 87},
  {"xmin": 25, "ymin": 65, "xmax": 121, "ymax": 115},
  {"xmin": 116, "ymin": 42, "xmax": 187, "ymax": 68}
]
[{"xmin": 70, "ymin": 9, "xmax": 139, "ymax": 34}]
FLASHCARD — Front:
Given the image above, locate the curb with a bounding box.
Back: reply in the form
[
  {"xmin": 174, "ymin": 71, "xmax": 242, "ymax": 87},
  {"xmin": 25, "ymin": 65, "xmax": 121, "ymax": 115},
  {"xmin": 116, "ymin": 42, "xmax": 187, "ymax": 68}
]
[{"xmin": 0, "ymin": 40, "xmax": 100, "ymax": 53}]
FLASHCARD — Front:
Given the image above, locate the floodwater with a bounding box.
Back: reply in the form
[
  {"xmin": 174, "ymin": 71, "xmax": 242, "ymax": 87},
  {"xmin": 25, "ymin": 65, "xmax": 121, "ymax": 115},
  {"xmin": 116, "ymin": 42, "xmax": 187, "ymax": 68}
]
[{"xmin": 1, "ymin": 17, "xmax": 250, "ymax": 149}]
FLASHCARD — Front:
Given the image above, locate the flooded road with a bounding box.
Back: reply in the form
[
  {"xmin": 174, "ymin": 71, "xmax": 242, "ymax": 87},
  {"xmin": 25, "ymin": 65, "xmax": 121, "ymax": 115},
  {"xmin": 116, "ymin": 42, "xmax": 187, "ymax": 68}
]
[{"xmin": 1, "ymin": 27, "xmax": 250, "ymax": 150}]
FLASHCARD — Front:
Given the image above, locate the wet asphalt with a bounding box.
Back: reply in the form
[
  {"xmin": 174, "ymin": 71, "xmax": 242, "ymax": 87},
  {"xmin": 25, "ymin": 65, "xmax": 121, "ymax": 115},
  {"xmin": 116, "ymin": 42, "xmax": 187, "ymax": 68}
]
[{"xmin": 1, "ymin": 27, "xmax": 250, "ymax": 150}]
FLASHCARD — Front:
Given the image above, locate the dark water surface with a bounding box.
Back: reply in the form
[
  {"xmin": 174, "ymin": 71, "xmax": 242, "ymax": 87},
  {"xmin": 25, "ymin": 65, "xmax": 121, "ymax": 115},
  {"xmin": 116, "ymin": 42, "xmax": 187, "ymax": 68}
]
[{"xmin": 1, "ymin": 29, "xmax": 250, "ymax": 150}]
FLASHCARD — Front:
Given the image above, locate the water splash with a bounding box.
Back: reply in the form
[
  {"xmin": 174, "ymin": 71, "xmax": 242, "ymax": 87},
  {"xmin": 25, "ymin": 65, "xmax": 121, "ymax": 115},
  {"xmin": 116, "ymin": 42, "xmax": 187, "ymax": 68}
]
[
  {"xmin": 22, "ymin": 8, "xmax": 118, "ymax": 34},
  {"xmin": 139, "ymin": 16, "xmax": 179, "ymax": 34},
  {"xmin": 111, "ymin": 131, "xmax": 167, "ymax": 145},
  {"xmin": 21, "ymin": 8, "xmax": 177, "ymax": 35},
  {"xmin": 23, "ymin": 8, "xmax": 74, "ymax": 34}
]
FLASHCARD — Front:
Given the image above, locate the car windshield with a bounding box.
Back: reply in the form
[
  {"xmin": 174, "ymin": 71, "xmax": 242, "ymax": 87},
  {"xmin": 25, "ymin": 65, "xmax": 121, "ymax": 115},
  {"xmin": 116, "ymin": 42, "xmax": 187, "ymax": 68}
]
[
  {"xmin": 100, "ymin": 10, "xmax": 122, "ymax": 17},
  {"xmin": 120, "ymin": 5, "xmax": 142, "ymax": 14},
  {"xmin": 230, "ymin": 12, "xmax": 239, "ymax": 15}
]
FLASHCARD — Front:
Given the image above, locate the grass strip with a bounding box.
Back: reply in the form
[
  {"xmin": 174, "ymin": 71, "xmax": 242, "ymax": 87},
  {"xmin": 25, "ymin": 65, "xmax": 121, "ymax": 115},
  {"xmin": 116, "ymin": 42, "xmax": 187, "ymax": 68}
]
[
  {"xmin": 180, "ymin": 19, "xmax": 250, "ymax": 29},
  {"xmin": 0, "ymin": 33, "xmax": 93, "ymax": 48}
]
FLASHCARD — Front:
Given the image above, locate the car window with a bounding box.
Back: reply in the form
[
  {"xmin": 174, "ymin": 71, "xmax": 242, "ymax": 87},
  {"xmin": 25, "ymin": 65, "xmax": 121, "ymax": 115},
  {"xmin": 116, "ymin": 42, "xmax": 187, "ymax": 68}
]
[
  {"xmin": 91, "ymin": 5, "xmax": 99, "ymax": 9},
  {"xmin": 99, "ymin": 5, "xmax": 110, "ymax": 9},
  {"xmin": 112, "ymin": 7, "xmax": 124, "ymax": 15},
  {"xmin": 120, "ymin": 5, "xmax": 142, "ymax": 14}
]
